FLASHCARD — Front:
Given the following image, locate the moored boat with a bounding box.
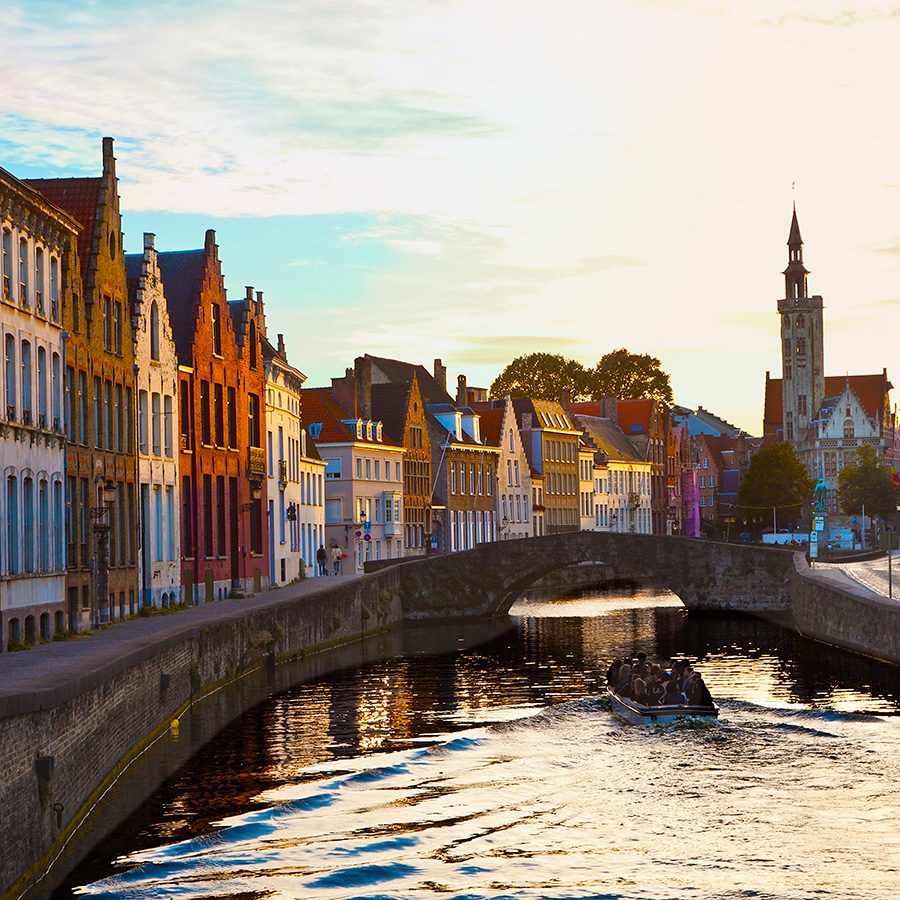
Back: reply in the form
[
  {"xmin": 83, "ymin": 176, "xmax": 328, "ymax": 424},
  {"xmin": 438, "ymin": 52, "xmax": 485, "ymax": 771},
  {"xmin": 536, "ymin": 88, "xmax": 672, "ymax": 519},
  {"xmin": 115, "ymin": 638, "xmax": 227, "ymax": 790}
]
[{"xmin": 607, "ymin": 686, "xmax": 719, "ymax": 726}]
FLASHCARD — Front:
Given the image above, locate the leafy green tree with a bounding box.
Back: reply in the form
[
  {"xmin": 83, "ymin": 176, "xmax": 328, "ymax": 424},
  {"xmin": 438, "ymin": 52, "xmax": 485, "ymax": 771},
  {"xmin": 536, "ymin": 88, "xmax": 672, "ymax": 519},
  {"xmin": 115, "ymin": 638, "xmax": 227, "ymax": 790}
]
[
  {"xmin": 838, "ymin": 444, "xmax": 896, "ymax": 517},
  {"xmin": 590, "ymin": 349, "xmax": 673, "ymax": 407},
  {"xmin": 737, "ymin": 441, "xmax": 814, "ymax": 530},
  {"xmin": 489, "ymin": 353, "xmax": 592, "ymax": 401}
]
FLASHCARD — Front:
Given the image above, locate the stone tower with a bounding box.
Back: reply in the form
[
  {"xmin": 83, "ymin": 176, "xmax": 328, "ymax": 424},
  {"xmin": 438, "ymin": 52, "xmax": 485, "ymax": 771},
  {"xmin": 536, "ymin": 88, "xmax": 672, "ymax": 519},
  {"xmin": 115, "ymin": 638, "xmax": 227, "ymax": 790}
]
[{"xmin": 778, "ymin": 205, "xmax": 825, "ymax": 445}]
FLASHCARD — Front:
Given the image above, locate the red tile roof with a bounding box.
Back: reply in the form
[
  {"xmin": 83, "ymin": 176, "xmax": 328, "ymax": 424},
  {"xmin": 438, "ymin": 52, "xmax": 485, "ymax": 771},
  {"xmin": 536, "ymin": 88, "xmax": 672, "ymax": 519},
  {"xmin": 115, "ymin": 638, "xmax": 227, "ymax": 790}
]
[
  {"xmin": 477, "ymin": 407, "xmax": 504, "ymax": 447},
  {"xmin": 764, "ymin": 373, "xmax": 890, "ymax": 433},
  {"xmin": 301, "ymin": 388, "xmax": 402, "ymax": 448},
  {"xmin": 22, "ymin": 177, "xmax": 101, "ymax": 291},
  {"xmin": 615, "ymin": 398, "xmax": 654, "ymax": 435}
]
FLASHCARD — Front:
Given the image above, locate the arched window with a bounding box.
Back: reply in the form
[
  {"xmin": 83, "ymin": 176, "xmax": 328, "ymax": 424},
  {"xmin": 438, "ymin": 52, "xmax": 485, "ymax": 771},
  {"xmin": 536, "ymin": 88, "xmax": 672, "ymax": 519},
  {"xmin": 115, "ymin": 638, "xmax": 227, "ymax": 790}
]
[
  {"xmin": 51, "ymin": 352, "xmax": 60, "ymax": 426},
  {"xmin": 150, "ymin": 300, "xmax": 160, "ymax": 360},
  {"xmin": 1, "ymin": 228, "xmax": 11, "ymax": 300},
  {"xmin": 843, "ymin": 419, "xmax": 855, "ymax": 439},
  {"xmin": 4, "ymin": 334, "xmax": 16, "ymax": 418},
  {"xmin": 34, "ymin": 246, "xmax": 44, "ymax": 315},
  {"xmin": 249, "ymin": 320, "xmax": 257, "ymax": 368},
  {"xmin": 6, "ymin": 474, "xmax": 18, "ymax": 574},
  {"xmin": 23, "ymin": 475, "xmax": 34, "ymax": 573},
  {"xmin": 50, "ymin": 256, "xmax": 59, "ymax": 320},
  {"xmin": 18, "ymin": 237, "xmax": 28, "ymax": 307},
  {"xmin": 37, "ymin": 346, "xmax": 47, "ymax": 425},
  {"xmin": 20, "ymin": 340, "xmax": 32, "ymax": 423},
  {"xmin": 38, "ymin": 479, "xmax": 49, "ymax": 571}
]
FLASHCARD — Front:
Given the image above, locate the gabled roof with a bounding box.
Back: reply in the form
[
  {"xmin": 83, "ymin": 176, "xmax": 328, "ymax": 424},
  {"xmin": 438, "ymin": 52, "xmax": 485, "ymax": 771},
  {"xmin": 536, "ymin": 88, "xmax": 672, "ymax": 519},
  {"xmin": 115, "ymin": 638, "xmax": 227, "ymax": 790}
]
[
  {"xmin": 155, "ymin": 249, "xmax": 207, "ymax": 364},
  {"xmin": 763, "ymin": 373, "xmax": 891, "ymax": 433},
  {"xmin": 300, "ymin": 387, "xmax": 400, "ymax": 448},
  {"xmin": 576, "ymin": 416, "xmax": 644, "ymax": 463},
  {"xmin": 21, "ymin": 177, "xmax": 101, "ymax": 287},
  {"xmin": 371, "ymin": 381, "xmax": 412, "ymax": 445},
  {"xmin": 510, "ymin": 397, "xmax": 577, "ymax": 432},
  {"xmin": 366, "ymin": 354, "xmax": 454, "ymax": 405},
  {"xmin": 615, "ymin": 399, "xmax": 655, "ymax": 436},
  {"xmin": 477, "ymin": 407, "xmax": 504, "ymax": 447}
]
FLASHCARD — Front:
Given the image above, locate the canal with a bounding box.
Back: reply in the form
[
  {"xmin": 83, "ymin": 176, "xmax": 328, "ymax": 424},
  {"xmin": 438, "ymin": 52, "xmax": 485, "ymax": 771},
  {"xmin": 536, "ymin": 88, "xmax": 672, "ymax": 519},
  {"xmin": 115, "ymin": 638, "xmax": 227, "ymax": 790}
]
[{"xmin": 62, "ymin": 590, "xmax": 900, "ymax": 899}]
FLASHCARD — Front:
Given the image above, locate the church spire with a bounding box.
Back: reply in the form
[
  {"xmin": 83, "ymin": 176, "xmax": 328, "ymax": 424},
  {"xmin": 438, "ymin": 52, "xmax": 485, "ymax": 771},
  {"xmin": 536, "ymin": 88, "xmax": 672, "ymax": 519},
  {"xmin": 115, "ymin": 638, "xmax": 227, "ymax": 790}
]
[{"xmin": 783, "ymin": 203, "xmax": 808, "ymax": 300}]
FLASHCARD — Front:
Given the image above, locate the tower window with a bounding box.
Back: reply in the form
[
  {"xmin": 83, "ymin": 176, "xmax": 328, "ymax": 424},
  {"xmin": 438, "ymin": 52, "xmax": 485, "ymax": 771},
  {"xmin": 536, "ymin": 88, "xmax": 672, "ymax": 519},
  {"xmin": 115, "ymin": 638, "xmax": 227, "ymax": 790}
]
[{"xmin": 795, "ymin": 338, "xmax": 806, "ymax": 356}]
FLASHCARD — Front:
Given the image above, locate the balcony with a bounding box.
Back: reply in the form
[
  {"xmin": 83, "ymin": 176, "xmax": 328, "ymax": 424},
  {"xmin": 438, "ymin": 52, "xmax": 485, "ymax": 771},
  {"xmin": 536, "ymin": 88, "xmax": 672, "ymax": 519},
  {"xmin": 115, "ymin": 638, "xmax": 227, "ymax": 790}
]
[
  {"xmin": 180, "ymin": 433, "xmax": 191, "ymax": 451},
  {"xmin": 19, "ymin": 283, "xmax": 28, "ymax": 307},
  {"xmin": 22, "ymin": 409, "xmax": 32, "ymax": 427},
  {"xmin": 248, "ymin": 445, "xmax": 266, "ymax": 476},
  {"xmin": 35, "ymin": 290, "xmax": 43, "ymax": 315},
  {"xmin": 383, "ymin": 520, "xmax": 401, "ymax": 537}
]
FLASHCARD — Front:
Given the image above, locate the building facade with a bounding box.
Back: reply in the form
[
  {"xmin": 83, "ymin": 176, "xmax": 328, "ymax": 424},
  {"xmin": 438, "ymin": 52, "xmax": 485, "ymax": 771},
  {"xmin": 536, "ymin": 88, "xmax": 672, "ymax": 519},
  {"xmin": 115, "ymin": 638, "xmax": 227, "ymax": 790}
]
[
  {"xmin": 0, "ymin": 166, "xmax": 76, "ymax": 649},
  {"xmin": 126, "ymin": 234, "xmax": 181, "ymax": 608},
  {"xmin": 27, "ymin": 137, "xmax": 139, "ymax": 627},
  {"xmin": 303, "ymin": 387, "xmax": 404, "ymax": 569},
  {"xmin": 160, "ymin": 232, "xmax": 268, "ymax": 602}
]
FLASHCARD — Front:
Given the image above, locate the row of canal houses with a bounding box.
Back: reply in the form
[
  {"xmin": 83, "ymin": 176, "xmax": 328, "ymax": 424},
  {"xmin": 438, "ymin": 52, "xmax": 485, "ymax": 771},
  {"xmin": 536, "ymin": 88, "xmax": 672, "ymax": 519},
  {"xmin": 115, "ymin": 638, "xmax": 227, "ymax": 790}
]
[{"xmin": 0, "ymin": 138, "xmax": 685, "ymax": 653}]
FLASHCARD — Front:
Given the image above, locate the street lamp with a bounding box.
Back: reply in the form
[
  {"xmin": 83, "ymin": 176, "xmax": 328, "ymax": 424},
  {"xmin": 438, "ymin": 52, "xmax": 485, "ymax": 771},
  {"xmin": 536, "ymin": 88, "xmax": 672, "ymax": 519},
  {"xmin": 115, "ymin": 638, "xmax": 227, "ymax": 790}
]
[{"xmin": 90, "ymin": 478, "xmax": 117, "ymax": 627}]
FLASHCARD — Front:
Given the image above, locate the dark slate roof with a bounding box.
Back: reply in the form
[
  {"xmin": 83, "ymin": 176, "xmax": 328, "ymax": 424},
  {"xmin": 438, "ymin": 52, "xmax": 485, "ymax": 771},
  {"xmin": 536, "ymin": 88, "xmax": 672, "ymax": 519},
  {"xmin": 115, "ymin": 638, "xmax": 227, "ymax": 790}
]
[
  {"xmin": 367, "ymin": 354, "xmax": 454, "ymax": 405},
  {"xmin": 478, "ymin": 407, "xmax": 504, "ymax": 447},
  {"xmin": 371, "ymin": 381, "xmax": 411, "ymax": 445},
  {"xmin": 23, "ymin": 176, "xmax": 101, "ymax": 292},
  {"xmin": 156, "ymin": 249, "xmax": 207, "ymax": 365},
  {"xmin": 575, "ymin": 416, "xmax": 644, "ymax": 463}
]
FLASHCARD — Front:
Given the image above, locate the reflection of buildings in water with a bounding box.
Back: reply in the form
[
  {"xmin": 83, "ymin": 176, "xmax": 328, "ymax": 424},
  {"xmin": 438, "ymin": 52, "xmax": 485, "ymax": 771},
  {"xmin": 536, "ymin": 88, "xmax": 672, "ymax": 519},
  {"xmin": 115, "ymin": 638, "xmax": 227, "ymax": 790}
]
[
  {"xmin": 355, "ymin": 664, "xmax": 415, "ymax": 751},
  {"xmin": 264, "ymin": 683, "xmax": 334, "ymax": 784}
]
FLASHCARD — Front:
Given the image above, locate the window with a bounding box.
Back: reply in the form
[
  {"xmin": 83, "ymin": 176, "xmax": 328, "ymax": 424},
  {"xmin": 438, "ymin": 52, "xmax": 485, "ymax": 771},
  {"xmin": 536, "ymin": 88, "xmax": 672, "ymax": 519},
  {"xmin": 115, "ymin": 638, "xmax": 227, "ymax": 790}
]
[
  {"xmin": 154, "ymin": 486, "xmax": 163, "ymax": 562},
  {"xmin": 65, "ymin": 366, "xmax": 76, "ymax": 440},
  {"xmin": 374, "ymin": 459, "xmax": 380, "ymax": 481},
  {"xmin": 451, "ymin": 462, "xmax": 457, "ymax": 494},
  {"xmin": 150, "ymin": 300, "xmax": 160, "ymax": 360},
  {"xmin": 796, "ymin": 338, "xmax": 806, "ymax": 356},
  {"xmin": 4, "ymin": 334, "xmax": 15, "ymax": 417},
  {"xmin": 151, "ymin": 393, "xmax": 161, "ymax": 455},
  {"xmin": 78, "ymin": 371, "xmax": 87, "ymax": 443},
  {"xmin": 843, "ymin": 419, "xmax": 855, "ymax": 439},
  {"xmin": 6, "ymin": 475, "xmax": 18, "ymax": 574},
  {"xmin": 20, "ymin": 340, "xmax": 32, "ymax": 423},
  {"xmin": 19, "ymin": 238, "xmax": 28, "ymax": 307},
  {"xmin": 200, "ymin": 380, "xmax": 210, "ymax": 444},
  {"xmin": 103, "ymin": 295, "xmax": 112, "ymax": 350},
  {"xmin": 227, "ymin": 386, "xmax": 237, "ymax": 447},
  {"xmin": 798, "ymin": 394, "xmax": 808, "ymax": 417},
  {"xmin": 115, "ymin": 383, "xmax": 123, "ymax": 451},
  {"xmin": 395, "ymin": 461, "xmax": 400, "ymax": 481},
  {"xmin": 365, "ymin": 458, "xmax": 371, "ymax": 479},
  {"xmin": 35, "ymin": 247, "xmax": 44, "ymax": 314},
  {"xmin": 182, "ymin": 475, "xmax": 193, "ymax": 557},
  {"xmin": 249, "ymin": 321, "xmax": 257, "ymax": 368},
  {"xmin": 1, "ymin": 228, "xmax": 11, "ymax": 301},
  {"xmin": 37, "ymin": 346, "xmax": 47, "ymax": 424},
  {"xmin": 138, "ymin": 390, "xmax": 148, "ymax": 454},
  {"xmin": 114, "ymin": 302, "xmax": 122, "ymax": 354},
  {"xmin": 211, "ymin": 303, "xmax": 221, "ymax": 355},
  {"xmin": 104, "ymin": 380, "xmax": 113, "ymax": 449},
  {"xmin": 51, "ymin": 352, "xmax": 60, "ymax": 427},
  {"xmin": 216, "ymin": 476, "xmax": 226, "ymax": 556},
  {"xmin": 164, "ymin": 394, "xmax": 172, "ymax": 456},
  {"xmin": 23, "ymin": 477, "xmax": 34, "ymax": 572},
  {"xmin": 324, "ymin": 458, "xmax": 341, "ymax": 479},
  {"xmin": 248, "ymin": 393, "xmax": 261, "ymax": 446},
  {"xmin": 203, "ymin": 475, "xmax": 213, "ymax": 558},
  {"xmin": 50, "ymin": 257, "xmax": 59, "ymax": 320},
  {"xmin": 214, "ymin": 383, "xmax": 224, "ymax": 446}
]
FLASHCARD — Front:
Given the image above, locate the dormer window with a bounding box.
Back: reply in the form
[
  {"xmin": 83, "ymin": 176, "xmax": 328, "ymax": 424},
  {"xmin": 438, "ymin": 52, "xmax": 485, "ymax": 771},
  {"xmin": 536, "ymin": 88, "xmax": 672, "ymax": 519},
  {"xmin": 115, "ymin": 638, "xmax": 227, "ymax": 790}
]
[
  {"xmin": 366, "ymin": 420, "xmax": 373, "ymax": 441},
  {"xmin": 843, "ymin": 419, "xmax": 855, "ymax": 439},
  {"xmin": 376, "ymin": 422, "xmax": 383, "ymax": 441},
  {"xmin": 356, "ymin": 420, "xmax": 363, "ymax": 440}
]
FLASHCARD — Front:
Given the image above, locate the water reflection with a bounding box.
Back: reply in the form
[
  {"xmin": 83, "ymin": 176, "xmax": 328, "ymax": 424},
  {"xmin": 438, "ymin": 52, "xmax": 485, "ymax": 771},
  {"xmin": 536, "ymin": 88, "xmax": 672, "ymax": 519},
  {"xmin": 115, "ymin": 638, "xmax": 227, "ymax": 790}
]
[{"xmin": 62, "ymin": 589, "xmax": 900, "ymax": 897}]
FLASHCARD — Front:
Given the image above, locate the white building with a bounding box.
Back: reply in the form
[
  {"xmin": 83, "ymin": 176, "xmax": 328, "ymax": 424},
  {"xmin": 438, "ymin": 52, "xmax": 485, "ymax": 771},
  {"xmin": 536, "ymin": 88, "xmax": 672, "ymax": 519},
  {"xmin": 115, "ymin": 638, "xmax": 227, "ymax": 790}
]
[
  {"xmin": 578, "ymin": 441, "xmax": 596, "ymax": 532},
  {"xmin": 126, "ymin": 234, "xmax": 182, "ymax": 608},
  {"xmin": 302, "ymin": 387, "xmax": 405, "ymax": 571},
  {"xmin": 575, "ymin": 416, "xmax": 652, "ymax": 534},
  {"xmin": 0, "ymin": 168, "xmax": 75, "ymax": 648},
  {"xmin": 264, "ymin": 335, "xmax": 325, "ymax": 582},
  {"xmin": 478, "ymin": 396, "xmax": 532, "ymax": 540}
]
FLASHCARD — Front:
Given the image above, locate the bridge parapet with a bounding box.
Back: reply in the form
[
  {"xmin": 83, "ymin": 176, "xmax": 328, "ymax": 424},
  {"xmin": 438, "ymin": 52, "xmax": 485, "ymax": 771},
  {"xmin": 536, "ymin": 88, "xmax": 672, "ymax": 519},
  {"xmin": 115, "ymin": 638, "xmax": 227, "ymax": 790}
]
[{"xmin": 391, "ymin": 532, "xmax": 795, "ymax": 619}]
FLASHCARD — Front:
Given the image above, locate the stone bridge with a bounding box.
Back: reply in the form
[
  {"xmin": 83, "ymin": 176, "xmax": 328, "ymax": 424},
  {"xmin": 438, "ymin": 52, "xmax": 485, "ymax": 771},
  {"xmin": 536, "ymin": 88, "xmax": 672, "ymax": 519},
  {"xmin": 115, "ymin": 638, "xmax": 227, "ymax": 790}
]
[{"xmin": 385, "ymin": 532, "xmax": 796, "ymax": 619}]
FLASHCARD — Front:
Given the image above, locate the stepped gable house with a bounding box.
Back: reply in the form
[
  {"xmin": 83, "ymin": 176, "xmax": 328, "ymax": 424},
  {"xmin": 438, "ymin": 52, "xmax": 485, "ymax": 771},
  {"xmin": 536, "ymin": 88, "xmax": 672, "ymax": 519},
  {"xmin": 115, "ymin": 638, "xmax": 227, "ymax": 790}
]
[
  {"xmin": 763, "ymin": 206, "xmax": 897, "ymax": 513},
  {"xmin": 125, "ymin": 233, "xmax": 182, "ymax": 608},
  {"xmin": 26, "ymin": 137, "xmax": 139, "ymax": 627},
  {"xmin": 0, "ymin": 164, "xmax": 78, "ymax": 649},
  {"xmin": 159, "ymin": 231, "xmax": 269, "ymax": 602}
]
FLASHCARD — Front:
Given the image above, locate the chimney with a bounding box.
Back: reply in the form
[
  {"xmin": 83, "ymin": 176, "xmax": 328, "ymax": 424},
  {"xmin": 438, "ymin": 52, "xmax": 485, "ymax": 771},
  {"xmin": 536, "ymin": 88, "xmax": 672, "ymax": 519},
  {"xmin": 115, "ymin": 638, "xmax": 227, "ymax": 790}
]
[
  {"xmin": 256, "ymin": 290, "xmax": 264, "ymax": 307},
  {"xmin": 601, "ymin": 395, "xmax": 617, "ymax": 423},
  {"xmin": 143, "ymin": 232, "xmax": 155, "ymax": 253},
  {"xmin": 434, "ymin": 358, "xmax": 447, "ymax": 392},
  {"xmin": 205, "ymin": 229, "xmax": 216, "ymax": 255},
  {"xmin": 456, "ymin": 374, "xmax": 467, "ymax": 407},
  {"xmin": 245, "ymin": 285, "xmax": 254, "ymax": 303},
  {"xmin": 277, "ymin": 333, "xmax": 286, "ymax": 359},
  {"xmin": 355, "ymin": 355, "xmax": 372, "ymax": 419},
  {"xmin": 331, "ymin": 368, "xmax": 357, "ymax": 417},
  {"xmin": 102, "ymin": 136, "xmax": 115, "ymax": 175}
]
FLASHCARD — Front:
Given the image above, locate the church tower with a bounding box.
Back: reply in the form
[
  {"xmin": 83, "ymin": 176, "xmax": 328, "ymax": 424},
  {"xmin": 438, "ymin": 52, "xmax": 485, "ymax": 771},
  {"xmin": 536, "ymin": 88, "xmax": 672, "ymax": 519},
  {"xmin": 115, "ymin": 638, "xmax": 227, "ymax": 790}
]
[{"xmin": 778, "ymin": 205, "xmax": 825, "ymax": 446}]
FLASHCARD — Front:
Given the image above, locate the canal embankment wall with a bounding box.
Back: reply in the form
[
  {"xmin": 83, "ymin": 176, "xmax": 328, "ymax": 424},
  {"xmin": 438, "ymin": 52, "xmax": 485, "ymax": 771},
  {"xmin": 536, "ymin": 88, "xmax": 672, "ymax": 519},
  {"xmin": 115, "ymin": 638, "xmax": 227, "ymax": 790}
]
[
  {"xmin": 0, "ymin": 570, "xmax": 404, "ymax": 900},
  {"xmin": 790, "ymin": 555, "xmax": 900, "ymax": 665}
]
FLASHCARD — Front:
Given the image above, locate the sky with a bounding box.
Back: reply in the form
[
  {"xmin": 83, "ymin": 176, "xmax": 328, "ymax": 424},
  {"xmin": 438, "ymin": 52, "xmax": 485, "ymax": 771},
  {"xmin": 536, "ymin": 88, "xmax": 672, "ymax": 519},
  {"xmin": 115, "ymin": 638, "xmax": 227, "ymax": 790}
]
[{"xmin": 3, "ymin": 0, "xmax": 900, "ymax": 434}]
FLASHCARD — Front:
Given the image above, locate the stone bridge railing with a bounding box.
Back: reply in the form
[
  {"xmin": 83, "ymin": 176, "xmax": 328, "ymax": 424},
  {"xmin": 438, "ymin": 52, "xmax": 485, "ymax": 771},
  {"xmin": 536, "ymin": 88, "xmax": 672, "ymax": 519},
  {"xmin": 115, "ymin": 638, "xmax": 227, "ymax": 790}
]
[{"xmin": 380, "ymin": 532, "xmax": 797, "ymax": 619}]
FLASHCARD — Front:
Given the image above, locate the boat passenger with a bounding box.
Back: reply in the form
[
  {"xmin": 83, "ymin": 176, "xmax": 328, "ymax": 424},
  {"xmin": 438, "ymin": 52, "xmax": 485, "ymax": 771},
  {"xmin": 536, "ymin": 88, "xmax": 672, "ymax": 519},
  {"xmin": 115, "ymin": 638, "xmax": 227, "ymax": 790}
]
[
  {"xmin": 688, "ymin": 672, "xmax": 713, "ymax": 707},
  {"xmin": 644, "ymin": 675, "xmax": 663, "ymax": 706},
  {"xmin": 615, "ymin": 663, "xmax": 632, "ymax": 692},
  {"xmin": 634, "ymin": 652, "xmax": 649, "ymax": 676},
  {"xmin": 632, "ymin": 676, "xmax": 648, "ymax": 704},
  {"xmin": 662, "ymin": 677, "xmax": 685, "ymax": 706},
  {"xmin": 606, "ymin": 658, "xmax": 622, "ymax": 686}
]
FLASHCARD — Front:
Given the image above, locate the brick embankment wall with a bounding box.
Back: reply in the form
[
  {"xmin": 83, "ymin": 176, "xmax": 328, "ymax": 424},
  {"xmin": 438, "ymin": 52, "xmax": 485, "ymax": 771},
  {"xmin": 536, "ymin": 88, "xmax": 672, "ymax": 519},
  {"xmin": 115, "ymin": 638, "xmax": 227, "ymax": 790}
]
[
  {"xmin": 790, "ymin": 555, "xmax": 900, "ymax": 665},
  {"xmin": 0, "ymin": 571, "xmax": 404, "ymax": 900}
]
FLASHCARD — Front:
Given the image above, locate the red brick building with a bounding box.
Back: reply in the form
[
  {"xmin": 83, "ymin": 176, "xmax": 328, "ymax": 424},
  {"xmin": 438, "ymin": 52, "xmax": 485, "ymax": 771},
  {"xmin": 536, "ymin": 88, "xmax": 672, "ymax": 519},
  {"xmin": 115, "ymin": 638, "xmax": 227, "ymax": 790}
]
[
  {"xmin": 159, "ymin": 231, "xmax": 268, "ymax": 601},
  {"xmin": 27, "ymin": 138, "xmax": 139, "ymax": 626}
]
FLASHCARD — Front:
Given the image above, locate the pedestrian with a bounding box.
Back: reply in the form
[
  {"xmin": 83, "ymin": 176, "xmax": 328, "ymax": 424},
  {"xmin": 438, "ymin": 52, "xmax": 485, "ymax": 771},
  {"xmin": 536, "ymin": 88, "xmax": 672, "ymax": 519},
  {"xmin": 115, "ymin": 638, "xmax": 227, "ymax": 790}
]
[
  {"xmin": 316, "ymin": 544, "xmax": 328, "ymax": 576},
  {"xmin": 332, "ymin": 544, "xmax": 342, "ymax": 575}
]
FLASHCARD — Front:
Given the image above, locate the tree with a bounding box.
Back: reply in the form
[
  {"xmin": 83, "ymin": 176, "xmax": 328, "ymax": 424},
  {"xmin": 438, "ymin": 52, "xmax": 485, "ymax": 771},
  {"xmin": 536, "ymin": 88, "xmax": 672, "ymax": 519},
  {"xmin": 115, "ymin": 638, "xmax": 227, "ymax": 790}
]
[
  {"xmin": 590, "ymin": 349, "xmax": 673, "ymax": 407},
  {"xmin": 838, "ymin": 444, "xmax": 896, "ymax": 517},
  {"xmin": 489, "ymin": 353, "xmax": 592, "ymax": 401},
  {"xmin": 737, "ymin": 441, "xmax": 814, "ymax": 530}
]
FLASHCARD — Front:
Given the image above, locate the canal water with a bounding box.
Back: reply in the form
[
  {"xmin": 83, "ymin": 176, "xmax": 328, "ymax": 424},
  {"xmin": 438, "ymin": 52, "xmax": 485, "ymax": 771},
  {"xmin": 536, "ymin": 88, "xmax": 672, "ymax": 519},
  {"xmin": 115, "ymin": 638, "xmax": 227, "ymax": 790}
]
[{"xmin": 64, "ymin": 590, "xmax": 900, "ymax": 899}]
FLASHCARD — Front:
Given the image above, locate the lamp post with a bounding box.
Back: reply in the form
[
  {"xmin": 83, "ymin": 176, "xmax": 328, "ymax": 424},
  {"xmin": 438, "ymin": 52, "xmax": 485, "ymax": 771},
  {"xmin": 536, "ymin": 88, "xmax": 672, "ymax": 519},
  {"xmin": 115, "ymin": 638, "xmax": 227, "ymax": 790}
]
[{"xmin": 90, "ymin": 478, "xmax": 117, "ymax": 627}]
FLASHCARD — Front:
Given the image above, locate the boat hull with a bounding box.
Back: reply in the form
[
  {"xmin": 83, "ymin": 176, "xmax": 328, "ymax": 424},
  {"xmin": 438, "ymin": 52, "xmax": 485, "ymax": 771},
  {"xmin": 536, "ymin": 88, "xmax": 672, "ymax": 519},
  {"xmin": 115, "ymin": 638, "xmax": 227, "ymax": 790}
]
[{"xmin": 608, "ymin": 689, "xmax": 718, "ymax": 726}]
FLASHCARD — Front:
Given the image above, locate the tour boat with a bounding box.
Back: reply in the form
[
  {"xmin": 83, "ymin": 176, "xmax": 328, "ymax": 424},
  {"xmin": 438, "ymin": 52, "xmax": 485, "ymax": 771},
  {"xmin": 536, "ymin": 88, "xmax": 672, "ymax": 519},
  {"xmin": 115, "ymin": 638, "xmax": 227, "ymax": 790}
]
[{"xmin": 607, "ymin": 686, "xmax": 719, "ymax": 726}]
